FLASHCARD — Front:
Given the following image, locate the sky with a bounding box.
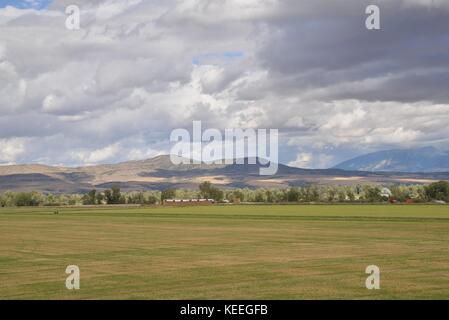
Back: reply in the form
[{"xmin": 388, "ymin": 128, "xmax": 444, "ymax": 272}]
[
  {"xmin": 1, "ymin": 0, "xmax": 449, "ymax": 168},
  {"xmin": 0, "ymin": 0, "xmax": 52, "ymax": 10}
]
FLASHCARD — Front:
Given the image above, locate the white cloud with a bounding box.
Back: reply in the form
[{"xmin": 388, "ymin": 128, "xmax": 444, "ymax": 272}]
[
  {"xmin": 288, "ymin": 153, "xmax": 312, "ymax": 168},
  {"xmin": 95, "ymin": 0, "xmax": 142, "ymax": 20},
  {"xmin": 0, "ymin": 59, "xmax": 26, "ymax": 113},
  {"xmin": 70, "ymin": 144, "xmax": 120, "ymax": 164},
  {"xmin": 402, "ymin": 0, "xmax": 449, "ymax": 9},
  {"xmin": 0, "ymin": 138, "xmax": 26, "ymax": 163},
  {"xmin": 289, "ymin": 152, "xmax": 333, "ymax": 169},
  {"xmin": 166, "ymin": 0, "xmax": 279, "ymax": 23}
]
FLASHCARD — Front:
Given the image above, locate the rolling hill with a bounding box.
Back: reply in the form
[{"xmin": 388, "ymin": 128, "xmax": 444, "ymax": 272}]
[{"xmin": 0, "ymin": 155, "xmax": 448, "ymax": 193}]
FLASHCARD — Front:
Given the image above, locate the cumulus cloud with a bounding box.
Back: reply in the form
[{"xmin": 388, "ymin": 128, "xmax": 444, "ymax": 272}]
[
  {"xmin": 70, "ymin": 143, "xmax": 120, "ymax": 164},
  {"xmin": 0, "ymin": 138, "xmax": 26, "ymax": 162},
  {"xmin": 0, "ymin": 0, "xmax": 448, "ymax": 167}
]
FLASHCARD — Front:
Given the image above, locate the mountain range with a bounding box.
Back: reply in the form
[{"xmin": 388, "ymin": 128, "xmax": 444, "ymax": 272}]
[
  {"xmin": 0, "ymin": 151, "xmax": 448, "ymax": 193},
  {"xmin": 333, "ymin": 146, "xmax": 449, "ymax": 172}
]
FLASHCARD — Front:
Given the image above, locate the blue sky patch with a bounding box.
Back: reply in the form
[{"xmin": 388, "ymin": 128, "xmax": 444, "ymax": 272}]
[
  {"xmin": 0, "ymin": 0, "xmax": 52, "ymax": 10},
  {"xmin": 192, "ymin": 51, "xmax": 244, "ymax": 65}
]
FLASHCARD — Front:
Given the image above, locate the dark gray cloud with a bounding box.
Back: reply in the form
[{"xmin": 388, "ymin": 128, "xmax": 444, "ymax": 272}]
[{"xmin": 259, "ymin": 0, "xmax": 449, "ymax": 103}]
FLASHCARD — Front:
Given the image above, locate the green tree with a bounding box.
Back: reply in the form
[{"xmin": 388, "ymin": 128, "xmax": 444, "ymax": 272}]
[
  {"xmin": 146, "ymin": 195, "xmax": 158, "ymax": 205},
  {"xmin": 199, "ymin": 181, "xmax": 224, "ymax": 202},
  {"xmin": 104, "ymin": 189, "xmax": 112, "ymax": 204},
  {"xmin": 103, "ymin": 186, "xmax": 123, "ymax": 204},
  {"xmin": 96, "ymin": 192, "xmax": 104, "ymax": 205},
  {"xmin": 327, "ymin": 188, "xmax": 337, "ymax": 202},
  {"xmin": 265, "ymin": 190, "xmax": 274, "ymax": 203},
  {"xmin": 287, "ymin": 187, "xmax": 300, "ymax": 202},
  {"xmin": 111, "ymin": 185, "xmax": 122, "ymax": 204},
  {"xmin": 161, "ymin": 189, "xmax": 176, "ymax": 201},
  {"xmin": 14, "ymin": 192, "xmax": 42, "ymax": 206},
  {"xmin": 300, "ymin": 187, "xmax": 319, "ymax": 202},
  {"xmin": 229, "ymin": 190, "xmax": 244, "ymax": 203},
  {"xmin": 425, "ymin": 181, "xmax": 449, "ymax": 202},
  {"xmin": 347, "ymin": 188, "xmax": 356, "ymax": 202},
  {"xmin": 82, "ymin": 189, "xmax": 97, "ymax": 205},
  {"xmin": 255, "ymin": 190, "xmax": 266, "ymax": 203},
  {"xmin": 337, "ymin": 190, "xmax": 346, "ymax": 202},
  {"xmin": 364, "ymin": 186, "xmax": 382, "ymax": 202}
]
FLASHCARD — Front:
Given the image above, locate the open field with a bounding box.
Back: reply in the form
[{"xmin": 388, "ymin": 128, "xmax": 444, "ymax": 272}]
[{"xmin": 1, "ymin": 204, "xmax": 449, "ymax": 299}]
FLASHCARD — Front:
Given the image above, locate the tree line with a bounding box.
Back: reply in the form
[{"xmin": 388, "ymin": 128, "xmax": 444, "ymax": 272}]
[{"xmin": 1, "ymin": 181, "xmax": 449, "ymax": 207}]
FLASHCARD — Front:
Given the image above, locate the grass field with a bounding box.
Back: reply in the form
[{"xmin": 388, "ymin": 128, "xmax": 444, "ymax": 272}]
[{"xmin": 1, "ymin": 204, "xmax": 449, "ymax": 299}]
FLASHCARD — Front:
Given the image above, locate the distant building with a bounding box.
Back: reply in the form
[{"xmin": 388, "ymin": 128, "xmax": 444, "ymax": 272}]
[{"xmin": 163, "ymin": 199, "xmax": 216, "ymax": 206}]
